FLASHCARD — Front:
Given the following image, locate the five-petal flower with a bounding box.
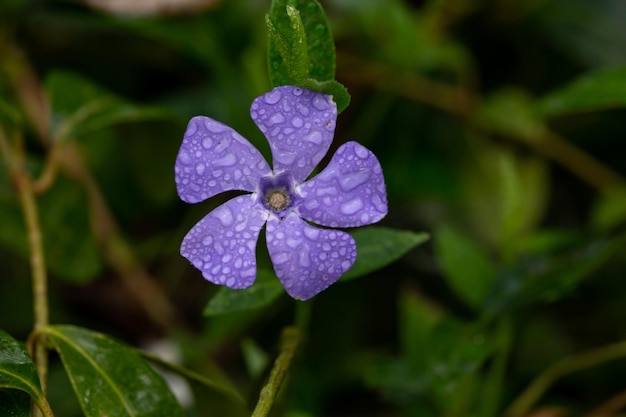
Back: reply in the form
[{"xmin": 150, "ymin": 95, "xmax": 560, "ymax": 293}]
[{"xmin": 175, "ymin": 85, "xmax": 387, "ymax": 300}]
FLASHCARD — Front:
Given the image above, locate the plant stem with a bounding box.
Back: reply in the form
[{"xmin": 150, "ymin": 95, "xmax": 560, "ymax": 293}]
[
  {"xmin": 251, "ymin": 326, "xmax": 300, "ymax": 417},
  {"xmin": 0, "ymin": 130, "xmax": 50, "ymax": 417},
  {"xmin": 504, "ymin": 340, "xmax": 626, "ymax": 417}
]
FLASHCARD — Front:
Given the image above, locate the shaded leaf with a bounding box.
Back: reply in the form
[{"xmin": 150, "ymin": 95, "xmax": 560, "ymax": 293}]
[
  {"xmin": 536, "ymin": 66, "xmax": 626, "ymax": 117},
  {"xmin": 43, "ymin": 325, "xmax": 186, "ymax": 417},
  {"xmin": 46, "ymin": 71, "xmax": 175, "ymax": 143},
  {"xmin": 342, "ymin": 227, "xmax": 429, "ymax": 281},
  {"xmin": 434, "ymin": 226, "xmax": 496, "ymax": 309},
  {"xmin": 485, "ymin": 236, "xmax": 622, "ymax": 314},
  {"xmin": 204, "ymin": 269, "xmax": 284, "ymax": 316},
  {"xmin": 0, "ymin": 330, "xmax": 49, "ymax": 415}
]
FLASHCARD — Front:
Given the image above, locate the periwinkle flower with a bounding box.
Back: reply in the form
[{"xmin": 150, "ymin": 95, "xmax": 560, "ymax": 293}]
[{"xmin": 175, "ymin": 85, "xmax": 387, "ymax": 300}]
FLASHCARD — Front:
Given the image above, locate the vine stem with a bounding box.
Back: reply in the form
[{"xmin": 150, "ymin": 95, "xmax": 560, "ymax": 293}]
[
  {"xmin": 251, "ymin": 326, "xmax": 300, "ymax": 417},
  {"xmin": 504, "ymin": 340, "xmax": 626, "ymax": 417},
  {"xmin": 0, "ymin": 130, "xmax": 50, "ymax": 416}
]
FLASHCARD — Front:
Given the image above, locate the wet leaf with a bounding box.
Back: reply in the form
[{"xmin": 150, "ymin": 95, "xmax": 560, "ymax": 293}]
[
  {"xmin": 43, "ymin": 325, "xmax": 186, "ymax": 417},
  {"xmin": 342, "ymin": 227, "xmax": 429, "ymax": 281},
  {"xmin": 0, "ymin": 330, "xmax": 47, "ymax": 414},
  {"xmin": 204, "ymin": 269, "xmax": 283, "ymax": 316}
]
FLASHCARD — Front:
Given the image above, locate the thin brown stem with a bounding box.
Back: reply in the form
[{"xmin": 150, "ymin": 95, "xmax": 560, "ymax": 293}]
[
  {"xmin": 339, "ymin": 54, "xmax": 625, "ymax": 193},
  {"xmin": 0, "ymin": 129, "xmax": 50, "ymax": 417},
  {"xmin": 58, "ymin": 142, "xmax": 183, "ymax": 333}
]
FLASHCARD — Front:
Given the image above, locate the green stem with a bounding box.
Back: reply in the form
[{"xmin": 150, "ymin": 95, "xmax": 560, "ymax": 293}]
[
  {"xmin": 504, "ymin": 340, "xmax": 626, "ymax": 417},
  {"xmin": 0, "ymin": 130, "xmax": 50, "ymax": 416},
  {"xmin": 251, "ymin": 326, "xmax": 300, "ymax": 417}
]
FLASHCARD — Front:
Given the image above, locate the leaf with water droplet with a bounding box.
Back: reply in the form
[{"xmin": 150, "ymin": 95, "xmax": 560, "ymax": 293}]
[
  {"xmin": 204, "ymin": 269, "xmax": 284, "ymax": 316},
  {"xmin": 0, "ymin": 330, "xmax": 50, "ymax": 416},
  {"xmin": 342, "ymin": 227, "xmax": 429, "ymax": 281},
  {"xmin": 267, "ymin": 0, "xmax": 351, "ymax": 112},
  {"xmin": 42, "ymin": 325, "xmax": 186, "ymax": 417}
]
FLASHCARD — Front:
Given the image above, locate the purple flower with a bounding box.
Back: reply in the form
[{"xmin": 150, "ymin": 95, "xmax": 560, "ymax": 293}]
[{"xmin": 175, "ymin": 85, "xmax": 387, "ymax": 300}]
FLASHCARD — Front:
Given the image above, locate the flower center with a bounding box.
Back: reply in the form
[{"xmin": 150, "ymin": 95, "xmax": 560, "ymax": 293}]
[
  {"xmin": 259, "ymin": 172, "xmax": 299, "ymax": 217},
  {"xmin": 266, "ymin": 190, "xmax": 290, "ymax": 211}
]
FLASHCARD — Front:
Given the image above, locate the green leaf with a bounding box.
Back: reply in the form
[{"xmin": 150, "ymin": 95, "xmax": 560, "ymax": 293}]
[
  {"xmin": 342, "ymin": 227, "xmax": 429, "ymax": 281},
  {"xmin": 46, "ymin": 71, "xmax": 175, "ymax": 143},
  {"xmin": 43, "ymin": 325, "xmax": 186, "ymax": 417},
  {"xmin": 536, "ymin": 66, "xmax": 626, "ymax": 117},
  {"xmin": 434, "ymin": 226, "xmax": 496, "ymax": 309},
  {"xmin": 268, "ymin": 0, "xmax": 335, "ymax": 83},
  {"xmin": 267, "ymin": 0, "xmax": 351, "ymax": 112},
  {"xmin": 204, "ymin": 269, "xmax": 284, "ymax": 316},
  {"xmin": 485, "ymin": 235, "xmax": 621, "ymax": 314},
  {"xmin": 0, "ymin": 330, "xmax": 49, "ymax": 415},
  {"xmin": 301, "ymin": 78, "xmax": 351, "ymax": 113}
]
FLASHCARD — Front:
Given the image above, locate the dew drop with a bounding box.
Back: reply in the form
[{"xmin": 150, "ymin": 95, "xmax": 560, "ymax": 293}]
[
  {"xmin": 312, "ymin": 95, "xmax": 330, "ymax": 111},
  {"xmin": 195, "ymin": 163, "xmax": 206, "ymax": 175},
  {"xmin": 303, "ymin": 130, "xmax": 323, "ymax": 145},
  {"xmin": 212, "ymin": 206, "xmax": 234, "ymax": 226},
  {"xmin": 202, "ymin": 235, "xmax": 213, "ymax": 246},
  {"xmin": 339, "ymin": 170, "xmax": 371, "ymax": 191},
  {"xmin": 178, "ymin": 151, "xmax": 192, "ymax": 165},
  {"xmin": 202, "ymin": 137, "xmax": 213, "ymax": 149},
  {"xmin": 213, "ymin": 153, "xmax": 236, "ymax": 167},
  {"xmin": 205, "ymin": 120, "xmax": 228, "ymax": 133},
  {"xmin": 304, "ymin": 227, "xmax": 319, "ymax": 240},
  {"xmin": 341, "ymin": 198, "xmax": 364, "ymax": 215},
  {"xmin": 292, "ymin": 117, "xmax": 303, "ymax": 128},
  {"xmin": 269, "ymin": 113, "xmax": 285, "ymax": 125},
  {"xmin": 354, "ymin": 143, "xmax": 369, "ymax": 159},
  {"xmin": 273, "ymin": 252, "xmax": 290, "ymax": 264},
  {"xmin": 264, "ymin": 90, "xmax": 281, "ymax": 104}
]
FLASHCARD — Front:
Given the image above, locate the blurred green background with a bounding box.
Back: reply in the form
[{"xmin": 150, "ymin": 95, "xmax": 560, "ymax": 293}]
[{"xmin": 2, "ymin": 0, "xmax": 626, "ymax": 416}]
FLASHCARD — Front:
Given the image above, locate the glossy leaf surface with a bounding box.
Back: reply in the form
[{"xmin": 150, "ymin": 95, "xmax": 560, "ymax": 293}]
[
  {"xmin": 0, "ymin": 330, "xmax": 43, "ymax": 403},
  {"xmin": 204, "ymin": 269, "xmax": 283, "ymax": 316},
  {"xmin": 342, "ymin": 227, "xmax": 429, "ymax": 281},
  {"xmin": 43, "ymin": 325, "xmax": 186, "ymax": 417}
]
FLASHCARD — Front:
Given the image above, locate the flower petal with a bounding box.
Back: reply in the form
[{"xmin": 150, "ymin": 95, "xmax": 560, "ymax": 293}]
[
  {"xmin": 181, "ymin": 194, "xmax": 268, "ymax": 289},
  {"xmin": 298, "ymin": 141, "xmax": 388, "ymax": 228},
  {"xmin": 175, "ymin": 116, "xmax": 271, "ymax": 203},
  {"xmin": 250, "ymin": 86, "xmax": 336, "ymax": 183},
  {"xmin": 266, "ymin": 213, "xmax": 356, "ymax": 300}
]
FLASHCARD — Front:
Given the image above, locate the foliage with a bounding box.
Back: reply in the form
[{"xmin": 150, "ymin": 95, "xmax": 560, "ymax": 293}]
[{"xmin": 2, "ymin": 0, "xmax": 626, "ymax": 416}]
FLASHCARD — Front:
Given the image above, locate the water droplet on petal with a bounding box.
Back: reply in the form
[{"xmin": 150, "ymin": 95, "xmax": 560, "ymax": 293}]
[
  {"xmin": 273, "ymin": 252, "xmax": 290, "ymax": 265},
  {"xmin": 202, "ymin": 138, "xmax": 213, "ymax": 149},
  {"xmin": 264, "ymin": 90, "xmax": 281, "ymax": 104},
  {"xmin": 339, "ymin": 170, "xmax": 371, "ymax": 191},
  {"xmin": 178, "ymin": 151, "xmax": 192, "ymax": 165},
  {"xmin": 213, "ymin": 153, "xmax": 236, "ymax": 167},
  {"xmin": 202, "ymin": 235, "xmax": 213, "ymax": 246},
  {"xmin": 340, "ymin": 198, "xmax": 364, "ymax": 215},
  {"xmin": 303, "ymin": 130, "xmax": 322, "ymax": 144},
  {"xmin": 312, "ymin": 95, "xmax": 330, "ymax": 110},
  {"xmin": 304, "ymin": 227, "xmax": 319, "ymax": 240},
  {"xmin": 292, "ymin": 117, "xmax": 303, "ymax": 127},
  {"xmin": 269, "ymin": 113, "xmax": 285, "ymax": 125},
  {"xmin": 195, "ymin": 163, "xmax": 205, "ymax": 175},
  {"xmin": 212, "ymin": 205, "xmax": 234, "ymax": 226},
  {"xmin": 354, "ymin": 143, "xmax": 369, "ymax": 159}
]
